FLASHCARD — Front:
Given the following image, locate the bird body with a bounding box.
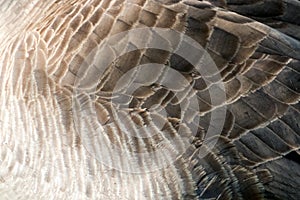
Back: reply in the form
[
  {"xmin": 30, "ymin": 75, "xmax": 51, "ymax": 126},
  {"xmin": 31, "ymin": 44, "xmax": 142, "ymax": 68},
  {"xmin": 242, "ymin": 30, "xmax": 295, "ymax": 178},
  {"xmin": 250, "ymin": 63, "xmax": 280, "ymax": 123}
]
[{"xmin": 0, "ymin": 0, "xmax": 300, "ymax": 199}]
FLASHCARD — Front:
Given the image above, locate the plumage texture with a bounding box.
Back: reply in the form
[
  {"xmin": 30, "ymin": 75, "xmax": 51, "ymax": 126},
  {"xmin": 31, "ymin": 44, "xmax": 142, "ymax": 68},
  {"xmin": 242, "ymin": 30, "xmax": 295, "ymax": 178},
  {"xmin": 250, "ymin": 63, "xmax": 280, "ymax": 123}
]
[{"xmin": 0, "ymin": 0, "xmax": 299, "ymax": 199}]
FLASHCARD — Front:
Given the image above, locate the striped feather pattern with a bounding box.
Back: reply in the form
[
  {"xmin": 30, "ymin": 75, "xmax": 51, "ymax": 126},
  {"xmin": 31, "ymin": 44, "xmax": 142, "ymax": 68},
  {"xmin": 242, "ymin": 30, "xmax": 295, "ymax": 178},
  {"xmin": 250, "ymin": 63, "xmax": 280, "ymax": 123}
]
[{"xmin": 0, "ymin": 0, "xmax": 300, "ymax": 199}]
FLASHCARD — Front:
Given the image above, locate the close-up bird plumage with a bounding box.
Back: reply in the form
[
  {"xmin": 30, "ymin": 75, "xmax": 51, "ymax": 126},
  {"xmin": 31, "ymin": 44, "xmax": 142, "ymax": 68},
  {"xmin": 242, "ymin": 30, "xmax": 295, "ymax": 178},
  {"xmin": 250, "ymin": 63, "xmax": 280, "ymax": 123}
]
[{"xmin": 0, "ymin": 0, "xmax": 299, "ymax": 199}]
